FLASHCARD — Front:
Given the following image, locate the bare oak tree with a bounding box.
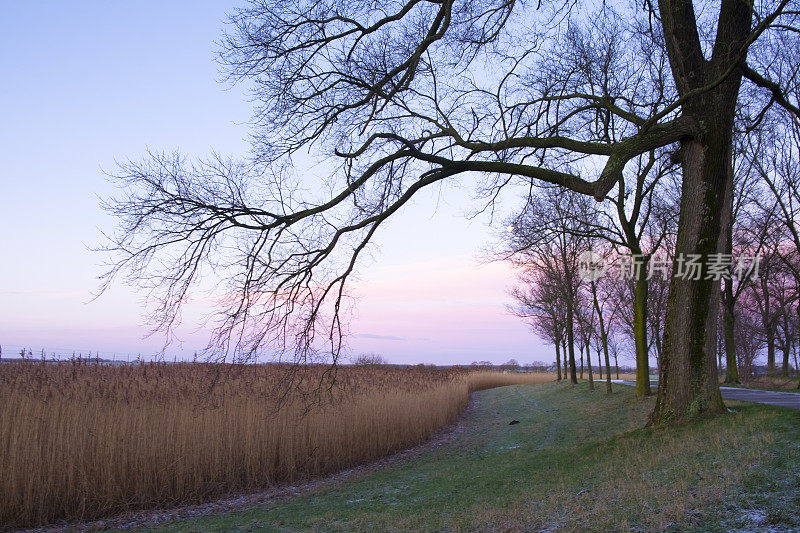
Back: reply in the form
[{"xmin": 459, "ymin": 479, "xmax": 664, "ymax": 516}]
[{"xmin": 103, "ymin": 0, "xmax": 800, "ymax": 423}]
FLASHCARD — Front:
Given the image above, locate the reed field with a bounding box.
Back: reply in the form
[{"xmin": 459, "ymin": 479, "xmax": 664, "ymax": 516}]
[{"xmin": 0, "ymin": 360, "xmax": 551, "ymax": 528}]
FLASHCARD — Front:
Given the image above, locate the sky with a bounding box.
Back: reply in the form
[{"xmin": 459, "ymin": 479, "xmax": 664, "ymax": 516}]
[{"xmin": 0, "ymin": 1, "xmax": 550, "ymax": 365}]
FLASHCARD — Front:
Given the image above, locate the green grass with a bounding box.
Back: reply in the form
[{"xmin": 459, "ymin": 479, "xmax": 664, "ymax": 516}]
[{"xmin": 141, "ymin": 382, "xmax": 800, "ymax": 533}]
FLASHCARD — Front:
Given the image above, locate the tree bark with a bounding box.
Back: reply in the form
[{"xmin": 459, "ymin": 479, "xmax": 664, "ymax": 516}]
[
  {"xmin": 598, "ymin": 346, "xmax": 603, "ymax": 380},
  {"xmin": 650, "ymin": 0, "xmax": 751, "ymax": 425},
  {"xmin": 650, "ymin": 138, "xmax": 729, "ymax": 424},
  {"xmin": 782, "ymin": 341, "xmax": 790, "ymax": 376},
  {"xmin": 722, "ymin": 279, "xmax": 740, "ymax": 383},
  {"xmin": 590, "ymin": 280, "xmax": 613, "ymax": 394},
  {"xmin": 653, "ymin": 315, "xmax": 663, "ymax": 369},
  {"xmin": 555, "ymin": 336, "xmax": 563, "ymax": 381},
  {"xmin": 603, "ymin": 340, "xmax": 613, "ymax": 393},
  {"xmin": 766, "ymin": 325, "xmax": 776, "ymax": 375},
  {"xmin": 587, "ymin": 339, "xmax": 594, "ymax": 390},
  {"xmin": 634, "ymin": 266, "xmax": 652, "ymax": 396},
  {"xmin": 566, "ymin": 305, "xmax": 578, "ymax": 384}
]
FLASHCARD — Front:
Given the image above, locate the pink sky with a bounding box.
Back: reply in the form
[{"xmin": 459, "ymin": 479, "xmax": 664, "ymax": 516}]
[
  {"xmin": 0, "ymin": 255, "xmax": 549, "ymax": 365},
  {"xmin": 347, "ymin": 256, "xmax": 549, "ymax": 364},
  {"xmin": 0, "ymin": 3, "xmax": 550, "ymax": 366}
]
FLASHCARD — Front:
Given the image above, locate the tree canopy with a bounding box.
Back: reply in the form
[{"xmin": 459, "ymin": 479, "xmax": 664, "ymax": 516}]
[{"xmin": 104, "ymin": 0, "xmax": 800, "ymax": 422}]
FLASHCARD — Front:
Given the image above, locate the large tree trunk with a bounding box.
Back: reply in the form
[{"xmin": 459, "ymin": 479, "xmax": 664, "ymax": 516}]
[
  {"xmin": 651, "ymin": 0, "xmax": 751, "ymax": 425},
  {"xmin": 650, "ymin": 137, "xmax": 728, "ymax": 424},
  {"xmin": 634, "ymin": 267, "xmax": 652, "ymax": 396}
]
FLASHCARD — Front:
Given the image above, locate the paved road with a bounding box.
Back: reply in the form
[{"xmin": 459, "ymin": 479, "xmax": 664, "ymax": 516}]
[{"xmin": 615, "ymin": 380, "xmax": 800, "ymax": 410}]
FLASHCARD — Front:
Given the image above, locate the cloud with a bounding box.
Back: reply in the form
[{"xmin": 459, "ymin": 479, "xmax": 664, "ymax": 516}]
[{"xmin": 351, "ymin": 333, "xmax": 405, "ymax": 341}]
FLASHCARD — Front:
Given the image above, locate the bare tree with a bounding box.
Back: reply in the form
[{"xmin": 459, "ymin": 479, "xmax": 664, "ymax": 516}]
[
  {"xmin": 351, "ymin": 353, "xmax": 388, "ymax": 365},
  {"xmin": 509, "ymin": 274, "xmax": 567, "ymax": 381},
  {"xmin": 771, "ymin": 264, "xmax": 798, "ymax": 375},
  {"xmin": 576, "ymin": 296, "xmax": 595, "ymax": 386},
  {"xmin": 103, "ymin": 0, "xmax": 800, "ymax": 423},
  {"xmin": 559, "ymin": 150, "xmax": 678, "ymax": 396},
  {"xmin": 749, "ymin": 118, "xmax": 800, "ymax": 385},
  {"xmin": 718, "ymin": 147, "xmax": 764, "ymax": 383},
  {"xmin": 747, "ymin": 216, "xmax": 785, "ymax": 374},
  {"xmin": 589, "ymin": 272, "xmax": 622, "ymax": 394},
  {"xmin": 505, "ymin": 188, "xmax": 595, "ymax": 384},
  {"xmin": 599, "ymin": 267, "xmax": 625, "ymax": 391},
  {"xmin": 734, "ymin": 306, "xmax": 765, "ymax": 380},
  {"xmin": 608, "ymin": 332, "xmax": 622, "ymax": 380}
]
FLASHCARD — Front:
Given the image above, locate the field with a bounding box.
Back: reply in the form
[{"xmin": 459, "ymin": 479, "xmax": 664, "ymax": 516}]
[
  {"xmin": 148, "ymin": 383, "xmax": 800, "ymax": 532},
  {"xmin": 0, "ymin": 361, "xmax": 551, "ymax": 528}
]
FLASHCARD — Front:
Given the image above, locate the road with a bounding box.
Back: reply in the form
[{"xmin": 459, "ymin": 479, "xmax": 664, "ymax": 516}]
[{"xmin": 615, "ymin": 380, "xmax": 800, "ymax": 410}]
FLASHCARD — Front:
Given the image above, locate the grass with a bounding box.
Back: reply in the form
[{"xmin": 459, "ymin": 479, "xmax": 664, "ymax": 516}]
[
  {"xmin": 146, "ymin": 382, "xmax": 800, "ymax": 533},
  {"xmin": 0, "ymin": 361, "xmax": 551, "ymax": 528}
]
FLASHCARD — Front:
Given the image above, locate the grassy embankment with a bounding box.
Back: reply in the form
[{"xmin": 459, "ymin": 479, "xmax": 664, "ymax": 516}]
[
  {"xmin": 0, "ymin": 362, "xmax": 550, "ymax": 528},
  {"xmin": 150, "ymin": 381, "xmax": 800, "ymax": 532},
  {"xmin": 722, "ymin": 375, "xmax": 800, "ymax": 392}
]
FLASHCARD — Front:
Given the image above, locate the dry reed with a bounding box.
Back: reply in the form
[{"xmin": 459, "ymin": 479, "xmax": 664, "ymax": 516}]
[{"xmin": 0, "ymin": 361, "xmax": 551, "ymax": 527}]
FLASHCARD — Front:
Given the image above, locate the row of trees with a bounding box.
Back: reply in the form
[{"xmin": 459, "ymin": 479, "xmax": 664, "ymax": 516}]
[{"xmin": 506, "ymin": 116, "xmax": 800, "ymax": 392}]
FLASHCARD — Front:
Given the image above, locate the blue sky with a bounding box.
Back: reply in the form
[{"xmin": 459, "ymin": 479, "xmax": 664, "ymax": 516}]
[{"xmin": 0, "ymin": 1, "xmax": 548, "ymax": 364}]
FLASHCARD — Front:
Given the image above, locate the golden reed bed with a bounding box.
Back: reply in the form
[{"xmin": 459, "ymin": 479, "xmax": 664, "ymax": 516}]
[{"xmin": 0, "ymin": 361, "xmax": 552, "ymax": 527}]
